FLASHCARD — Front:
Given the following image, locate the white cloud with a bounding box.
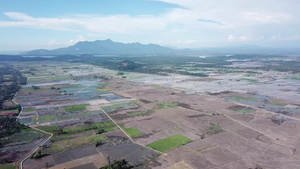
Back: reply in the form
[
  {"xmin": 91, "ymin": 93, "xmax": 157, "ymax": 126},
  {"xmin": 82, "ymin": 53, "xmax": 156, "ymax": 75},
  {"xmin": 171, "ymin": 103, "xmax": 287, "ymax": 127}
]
[
  {"xmin": 270, "ymin": 35, "xmax": 282, "ymax": 40},
  {"xmin": 242, "ymin": 12, "xmax": 292, "ymax": 24},
  {"xmin": 228, "ymin": 35, "xmax": 236, "ymax": 41},
  {"xmin": 1, "ymin": 0, "xmax": 300, "ymax": 48},
  {"xmin": 0, "ymin": 12, "xmax": 167, "ymax": 34},
  {"xmin": 174, "ymin": 40, "xmax": 196, "ymax": 44},
  {"xmin": 48, "ymin": 39, "xmax": 59, "ymax": 45},
  {"xmin": 239, "ymin": 36, "xmax": 248, "ymax": 41},
  {"xmin": 67, "ymin": 35, "xmax": 85, "ymax": 45},
  {"xmin": 46, "ymin": 35, "xmax": 85, "ymax": 48}
]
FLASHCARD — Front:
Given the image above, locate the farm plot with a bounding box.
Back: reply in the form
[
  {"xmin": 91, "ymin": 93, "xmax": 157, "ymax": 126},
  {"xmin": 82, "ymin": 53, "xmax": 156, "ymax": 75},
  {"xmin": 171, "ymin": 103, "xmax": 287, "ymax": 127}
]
[
  {"xmin": 228, "ymin": 105, "xmax": 256, "ymax": 114},
  {"xmin": 147, "ymin": 134, "xmax": 192, "ymax": 152},
  {"xmin": 218, "ymin": 92, "xmax": 298, "ymax": 116},
  {"xmin": 123, "ymin": 127, "xmax": 143, "ymax": 138},
  {"xmin": 0, "ymin": 128, "xmax": 47, "ymax": 164},
  {"xmin": 23, "ymin": 121, "xmax": 118, "ymax": 168},
  {"xmin": 98, "ymin": 138, "xmax": 160, "ymax": 166},
  {"xmin": 101, "ymin": 102, "xmax": 139, "ymax": 113}
]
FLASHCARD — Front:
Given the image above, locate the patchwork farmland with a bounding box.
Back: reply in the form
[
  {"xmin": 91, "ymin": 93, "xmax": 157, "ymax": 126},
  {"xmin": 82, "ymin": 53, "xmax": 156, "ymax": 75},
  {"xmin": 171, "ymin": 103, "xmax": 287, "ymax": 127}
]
[{"xmin": 1, "ymin": 60, "xmax": 300, "ymax": 169}]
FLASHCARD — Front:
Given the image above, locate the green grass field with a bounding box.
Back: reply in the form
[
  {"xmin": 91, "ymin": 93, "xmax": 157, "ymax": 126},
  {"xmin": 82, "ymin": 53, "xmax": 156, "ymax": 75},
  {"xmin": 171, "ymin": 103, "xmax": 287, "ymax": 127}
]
[
  {"xmin": 101, "ymin": 103, "xmax": 128, "ymax": 110},
  {"xmin": 230, "ymin": 95, "xmax": 261, "ymax": 102},
  {"xmin": 0, "ymin": 163, "xmax": 16, "ymax": 169},
  {"xmin": 239, "ymin": 78, "xmax": 258, "ymax": 83},
  {"xmin": 38, "ymin": 115, "xmax": 56, "ymax": 123},
  {"xmin": 64, "ymin": 104, "xmax": 89, "ymax": 112},
  {"xmin": 146, "ymin": 134, "xmax": 192, "ymax": 152},
  {"xmin": 124, "ymin": 127, "xmax": 143, "ymax": 138},
  {"xmin": 269, "ymin": 101, "xmax": 287, "ymax": 107},
  {"xmin": 36, "ymin": 126, "xmax": 59, "ymax": 133},
  {"xmin": 97, "ymin": 88, "xmax": 112, "ymax": 92},
  {"xmin": 24, "ymin": 108, "xmax": 35, "ymax": 112}
]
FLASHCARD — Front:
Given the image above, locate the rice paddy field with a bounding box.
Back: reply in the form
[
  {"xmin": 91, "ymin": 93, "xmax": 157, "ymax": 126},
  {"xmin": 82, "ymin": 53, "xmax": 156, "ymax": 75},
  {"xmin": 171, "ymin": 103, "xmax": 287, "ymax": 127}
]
[
  {"xmin": 147, "ymin": 134, "xmax": 192, "ymax": 152},
  {"xmin": 6, "ymin": 62, "xmax": 158, "ymax": 169}
]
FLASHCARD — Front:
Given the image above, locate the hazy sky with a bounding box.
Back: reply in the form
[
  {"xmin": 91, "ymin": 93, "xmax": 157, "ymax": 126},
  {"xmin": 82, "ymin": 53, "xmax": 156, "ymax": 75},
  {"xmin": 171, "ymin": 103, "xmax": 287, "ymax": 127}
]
[{"xmin": 0, "ymin": 0, "xmax": 300, "ymax": 51}]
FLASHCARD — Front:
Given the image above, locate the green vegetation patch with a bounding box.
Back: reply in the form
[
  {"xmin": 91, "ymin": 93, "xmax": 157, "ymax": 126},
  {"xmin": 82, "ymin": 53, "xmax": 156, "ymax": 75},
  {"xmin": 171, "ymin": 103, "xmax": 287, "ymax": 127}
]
[
  {"xmin": 0, "ymin": 163, "xmax": 16, "ymax": 169},
  {"xmin": 48, "ymin": 134, "xmax": 108, "ymax": 152},
  {"xmin": 27, "ymin": 76, "xmax": 72, "ymax": 83},
  {"xmin": 0, "ymin": 109, "xmax": 18, "ymax": 114},
  {"xmin": 0, "ymin": 117, "xmax": 28, "ymax": 138},
  {"xmin": 64, "ymin": 104, "xmax": 89, "ymax": 112},
  {"xmin": 230, "ymin": 95, "xmax": 261, "ymax": 102},
  {"xmin": 206, "ymin": 125, "xmax": 224, "ymax": 135},
  {"xmin": 60, "ymin": 84, "xmax": 84, "ymax": 89},
  {"xmin": 36, "ymin": 126, "xmax": 59, "ymax": 133},
  {"xmin": 291, "ymin": 77, "xmax": 300, "ymax": 80},
  {"xmin": 97, "ymin": 88, "xmax": 112, "ymax": 92},
  {"xmin": 124, "ymin": 127, "xmax": 143, "ymax": 138},
  {"xmin": 63, "ymin": 121, "xmax": 116, "ymax": 133},
  {"xmin": 100, "ymin": 159, "xmax": 132, "ymax": 169},
  {"xmin": 24, "ymin": 108, "xmax": 35, "ymax": 112},
  {"xmin": 228, "ymin": 105, "xmax": 256, "ymax": 114},
  {"xmin": 146, "ymin": 134, "xmax": 192, "ymax": 152},
  {"xmin": 244, "ymin": 73, "xmax": 253, "ymax": 77},
  {"xmin": 1, "ymin": 128, "xmax": 45, "ymax": 145},
  {"xmin": 157, "ymin": 102, "xmax": 178, "ymax": 109},
  {"xmin": 238, "ymin": 78, "xmax": 258, "ymax": 83},
  {"xmin": 102, "ymin": 103, "xmax": 127, "ymax": 110},
  {"xmin": 102, "ymin": 102, "xmax": 138, "ymax": 111},
  {"xmin": 38, "ymin": 114, "xmax": 56, "ymax": 123},
  {"xmin": 269, "ymin": 101, "xmax": 288, "ymax": 107}
]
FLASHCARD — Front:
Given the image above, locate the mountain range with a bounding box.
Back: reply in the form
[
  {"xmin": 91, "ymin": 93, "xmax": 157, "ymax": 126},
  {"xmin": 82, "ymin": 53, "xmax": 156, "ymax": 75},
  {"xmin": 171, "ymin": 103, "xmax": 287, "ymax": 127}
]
[
  {"xmin": 24, "ymin": 39, "xmax": 176, "ymax": 55},
  {"xmin": 23, "ymin": 39, "xmax": 300, "ymax": 56}
]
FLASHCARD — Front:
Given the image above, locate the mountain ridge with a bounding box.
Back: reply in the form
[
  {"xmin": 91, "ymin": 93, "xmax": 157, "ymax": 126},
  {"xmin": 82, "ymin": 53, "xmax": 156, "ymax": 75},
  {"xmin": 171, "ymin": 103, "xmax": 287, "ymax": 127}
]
[
  {"xmin": 24, "ymin": 39, "xmax": 176, "ymax": 55},
  {"xmin": 23, "ymin": 39, "xmax": 300, "ymax": 56}
]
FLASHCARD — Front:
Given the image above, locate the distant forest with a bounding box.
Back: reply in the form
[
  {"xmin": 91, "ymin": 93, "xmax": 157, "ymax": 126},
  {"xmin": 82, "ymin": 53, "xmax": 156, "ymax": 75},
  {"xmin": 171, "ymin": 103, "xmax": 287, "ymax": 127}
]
[
  {"xmin": 0, "ymin": 64, "xmax": 26, "ymax": 110},
  {"xmin": 1, "ymin": 54, "xmax": 300, "ymax": 74}
]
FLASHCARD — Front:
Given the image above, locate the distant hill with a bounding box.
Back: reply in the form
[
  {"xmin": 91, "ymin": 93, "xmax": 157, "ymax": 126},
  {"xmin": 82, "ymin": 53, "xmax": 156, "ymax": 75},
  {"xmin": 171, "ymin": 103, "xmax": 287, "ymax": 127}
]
[{"xmin": 24, "ymin": 39, "xmax": 176, "ymax": 56}]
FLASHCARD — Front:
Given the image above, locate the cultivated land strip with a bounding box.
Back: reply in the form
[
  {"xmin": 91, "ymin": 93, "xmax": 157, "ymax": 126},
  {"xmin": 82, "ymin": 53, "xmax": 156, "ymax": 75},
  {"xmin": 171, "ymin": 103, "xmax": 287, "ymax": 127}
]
[
  {"xmin": 99, "ymin": 106, "xmax": 134, "ymax": 142},
  {"xmin": 98, "ymin": 106, "xmax": 162, "ymax": 155},
  {"xmin": 73, "ymin": 81, "xmax": 98, "ymax": 94},
  {"xmin": 234, "ymin": 101, "xmax": 300, "ymax": 122},
  {"xmin": 13, "ymin": 91, "xmax": 53, "ymax": 169},
  {"xmin": 16, "ymin": 126, "xmax": 53, "ymax": 169},
  {"xmin": 223, "ymin": 113, "xmax": 294, "ymax": 155}
]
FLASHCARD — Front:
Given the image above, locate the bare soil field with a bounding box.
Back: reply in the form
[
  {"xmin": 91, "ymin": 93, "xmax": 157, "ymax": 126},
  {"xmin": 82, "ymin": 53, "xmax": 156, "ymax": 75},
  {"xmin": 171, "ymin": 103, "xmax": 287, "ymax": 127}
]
[{"xmin": 102, "ymin": 77, "xmax": 300, "ymax": 169}]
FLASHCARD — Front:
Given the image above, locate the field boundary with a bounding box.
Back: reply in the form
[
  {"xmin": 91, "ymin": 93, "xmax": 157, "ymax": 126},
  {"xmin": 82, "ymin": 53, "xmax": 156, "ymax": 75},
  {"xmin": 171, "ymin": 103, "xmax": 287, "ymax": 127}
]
[{"xmin": 98, "ymin": 106, "xmax": 162, "ymax": 155}]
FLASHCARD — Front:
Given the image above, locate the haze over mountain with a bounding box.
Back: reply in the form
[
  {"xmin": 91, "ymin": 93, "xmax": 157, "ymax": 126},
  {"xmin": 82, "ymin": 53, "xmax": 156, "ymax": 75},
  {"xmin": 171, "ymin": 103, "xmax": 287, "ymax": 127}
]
[
  {"xmin": 24, "ymin": 39, "xmax": 175, "ymax": 55},
  {"xmin": 23, "ymin": 39, "xmax": 300, "ymax": 56}
]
